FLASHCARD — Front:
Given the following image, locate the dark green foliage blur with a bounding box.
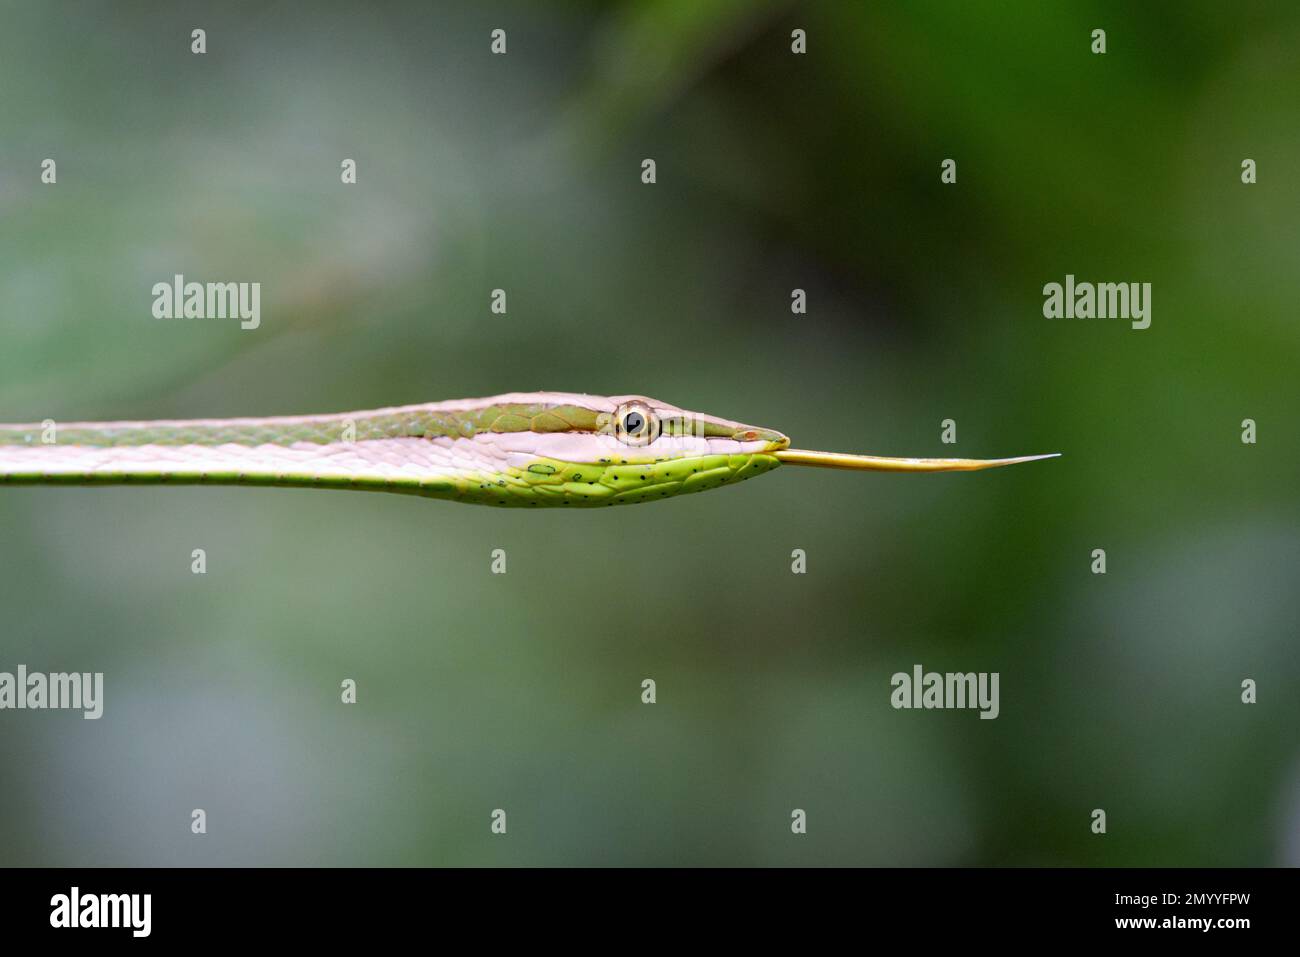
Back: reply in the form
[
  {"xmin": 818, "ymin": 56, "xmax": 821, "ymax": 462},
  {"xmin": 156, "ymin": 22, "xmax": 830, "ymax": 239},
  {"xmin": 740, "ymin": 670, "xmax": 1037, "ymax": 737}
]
[{"xmin": 0, "ymin": 1, "xmax": 1296, "ymax": 865}]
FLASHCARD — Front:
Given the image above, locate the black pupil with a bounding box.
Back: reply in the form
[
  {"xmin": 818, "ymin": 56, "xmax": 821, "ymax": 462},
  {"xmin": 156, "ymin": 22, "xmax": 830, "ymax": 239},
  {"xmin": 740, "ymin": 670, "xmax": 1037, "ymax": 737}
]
[{"xmin": 623, "ymin": 411, "xmax": 645, "ymax": 434}]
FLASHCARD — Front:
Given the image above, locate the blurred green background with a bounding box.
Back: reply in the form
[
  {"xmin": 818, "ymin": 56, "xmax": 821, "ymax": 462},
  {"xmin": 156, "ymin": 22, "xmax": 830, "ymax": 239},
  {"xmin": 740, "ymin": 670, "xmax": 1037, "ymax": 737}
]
[{"xmin": 1, "ymin": 1, "xmax": 1297, "ymax": 866}]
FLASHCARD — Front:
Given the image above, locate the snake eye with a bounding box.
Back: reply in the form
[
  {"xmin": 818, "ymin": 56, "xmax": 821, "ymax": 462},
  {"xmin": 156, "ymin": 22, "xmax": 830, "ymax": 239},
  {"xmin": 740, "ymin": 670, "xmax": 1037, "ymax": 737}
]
[{"xmin": 614, "ymin": 403, "xmax": 658, "ymax": 446}]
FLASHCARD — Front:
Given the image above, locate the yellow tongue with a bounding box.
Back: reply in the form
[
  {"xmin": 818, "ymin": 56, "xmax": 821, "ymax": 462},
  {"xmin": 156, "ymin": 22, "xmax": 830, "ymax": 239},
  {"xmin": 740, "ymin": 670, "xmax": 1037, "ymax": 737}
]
[{"xmin": 773, "ymin": 449, "xmax": 1061, "ymax": 472}]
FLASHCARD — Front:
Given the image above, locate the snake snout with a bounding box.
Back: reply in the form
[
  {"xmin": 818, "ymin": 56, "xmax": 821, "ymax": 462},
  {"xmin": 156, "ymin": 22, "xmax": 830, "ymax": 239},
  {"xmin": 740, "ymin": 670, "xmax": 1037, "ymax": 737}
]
[{"xmin": 733, "ymin": 427, "xmax": 790, "ymax": 450}]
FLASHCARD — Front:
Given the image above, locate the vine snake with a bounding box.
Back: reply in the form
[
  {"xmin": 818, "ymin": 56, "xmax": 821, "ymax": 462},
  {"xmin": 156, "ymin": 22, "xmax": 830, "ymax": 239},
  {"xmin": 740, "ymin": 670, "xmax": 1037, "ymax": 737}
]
[{"xmin": 0, "ymin": 392, "xmax": 1057, "ymax": 507}]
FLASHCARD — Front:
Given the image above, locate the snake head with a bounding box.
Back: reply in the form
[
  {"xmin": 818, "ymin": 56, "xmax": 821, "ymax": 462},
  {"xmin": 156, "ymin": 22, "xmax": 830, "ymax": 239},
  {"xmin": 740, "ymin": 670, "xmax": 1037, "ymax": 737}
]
[{"xmin": 597, "ymin": 395, "xmax": 790, "ymax": 456}]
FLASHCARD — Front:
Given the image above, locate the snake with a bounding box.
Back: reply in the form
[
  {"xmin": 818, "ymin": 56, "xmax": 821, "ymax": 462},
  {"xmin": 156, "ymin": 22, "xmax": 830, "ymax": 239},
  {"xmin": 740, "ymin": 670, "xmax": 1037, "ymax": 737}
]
[{"xmin": 0, "ymin": 392, "xmax": 1057, "ymax": 507}]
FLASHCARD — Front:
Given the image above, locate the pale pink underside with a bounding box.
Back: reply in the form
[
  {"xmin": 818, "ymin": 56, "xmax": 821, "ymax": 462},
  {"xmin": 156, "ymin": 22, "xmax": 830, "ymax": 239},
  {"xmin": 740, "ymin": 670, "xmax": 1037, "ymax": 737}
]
[{"xmin": 0, "ymin": 431, "xmax": 770, "ymax": 479}]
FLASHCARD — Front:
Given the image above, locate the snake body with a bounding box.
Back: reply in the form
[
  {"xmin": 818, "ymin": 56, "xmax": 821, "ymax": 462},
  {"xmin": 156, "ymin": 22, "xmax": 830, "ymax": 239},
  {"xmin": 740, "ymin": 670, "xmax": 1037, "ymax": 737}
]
[
  {"xmin": 0, "ymin": 391, "xmax": 1056, "ymax": 507},
  {"xmin": 0, "ymin": 392, "xmax": 787, "ymax": 507}
]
